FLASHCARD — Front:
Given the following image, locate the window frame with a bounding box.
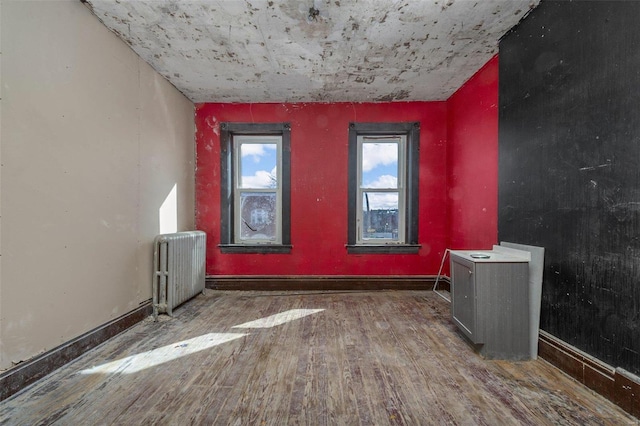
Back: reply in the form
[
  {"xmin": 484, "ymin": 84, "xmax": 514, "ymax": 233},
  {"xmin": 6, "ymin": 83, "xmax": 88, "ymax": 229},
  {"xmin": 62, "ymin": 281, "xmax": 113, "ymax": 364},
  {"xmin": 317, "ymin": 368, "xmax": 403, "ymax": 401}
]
[
  {"xmin": 356, "ymin": 134, "xmax": 406, "ymax": 245},
  {"xmin": 234, "ymin": 135, "xmax": 282, "ymax": 244},
  {"xmin": 347, "ymin": 122, "xmax": 421, "ymax": 254},
  {"xmin": 219, "ymin": 122, "xmax": 291, "ymax": 254}
]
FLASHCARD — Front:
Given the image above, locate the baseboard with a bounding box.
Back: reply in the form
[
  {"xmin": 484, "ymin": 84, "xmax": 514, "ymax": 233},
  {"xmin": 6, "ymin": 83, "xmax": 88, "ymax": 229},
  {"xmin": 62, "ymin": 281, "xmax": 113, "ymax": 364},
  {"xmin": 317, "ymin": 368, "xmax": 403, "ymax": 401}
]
[
  {"xmin": 0, "ymin": 301, "xmax": 152, "ymax": 402},
  {"xmin": 538, "ymin": 330, "xmax": 640, "ymax": 418},
  {"xmin": 206, "ymin": 275, "xmax": 450, "ymax": 292}
]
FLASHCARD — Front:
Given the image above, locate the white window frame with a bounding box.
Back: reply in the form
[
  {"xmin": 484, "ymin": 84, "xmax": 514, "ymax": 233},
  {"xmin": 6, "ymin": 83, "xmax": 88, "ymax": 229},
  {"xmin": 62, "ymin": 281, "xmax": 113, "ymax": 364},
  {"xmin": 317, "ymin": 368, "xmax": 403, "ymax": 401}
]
[
  {"xmin": 233, "ymin": 135, "xmax": 282, "ymax": 244},
  {"xmin": 356, "ymin": 135, "xmax": 407, "ymax": 245}
]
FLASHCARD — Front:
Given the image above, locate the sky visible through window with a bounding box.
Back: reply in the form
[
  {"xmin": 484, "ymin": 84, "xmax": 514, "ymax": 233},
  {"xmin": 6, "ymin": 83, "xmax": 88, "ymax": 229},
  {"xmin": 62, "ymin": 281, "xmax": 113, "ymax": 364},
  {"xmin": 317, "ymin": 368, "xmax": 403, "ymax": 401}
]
[
  {"xmin": 240, "ymin": 143, "xmax": 277, "ymax": 189},
  {"xmin": 362, "ymin": 142, "xmax": 399, "ymax": 210}
]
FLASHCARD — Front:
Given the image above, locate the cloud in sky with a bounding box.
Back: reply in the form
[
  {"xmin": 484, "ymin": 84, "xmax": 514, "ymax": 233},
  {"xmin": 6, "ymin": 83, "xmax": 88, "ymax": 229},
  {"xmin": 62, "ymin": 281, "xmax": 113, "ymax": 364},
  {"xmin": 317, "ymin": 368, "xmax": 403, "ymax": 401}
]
[
  {"xmin": 242, "ymin": 166, "xmax": 277, "ymax": 188},
  {"xmin": 241, "ymin": 143, "xmax": 277, "ymax": 163},
  {"xmin": 362, "ymin": 142, "xmax": 397, "ymax": 172},
  {"xmin": 365, "ymin": 191, "xmax": 399, "ymax": 210},
  {"xmin": 364, "ymin": 174, "xmax": 397, "ymax": 189}
]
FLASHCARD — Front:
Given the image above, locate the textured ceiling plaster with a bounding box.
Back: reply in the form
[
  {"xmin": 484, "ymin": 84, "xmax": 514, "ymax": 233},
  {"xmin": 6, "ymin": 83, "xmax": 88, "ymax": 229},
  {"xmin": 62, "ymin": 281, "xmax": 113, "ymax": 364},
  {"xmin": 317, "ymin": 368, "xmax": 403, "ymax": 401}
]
[{"xmin": 85, "ymin": 0, "xmax": 539, "ymax": 103}]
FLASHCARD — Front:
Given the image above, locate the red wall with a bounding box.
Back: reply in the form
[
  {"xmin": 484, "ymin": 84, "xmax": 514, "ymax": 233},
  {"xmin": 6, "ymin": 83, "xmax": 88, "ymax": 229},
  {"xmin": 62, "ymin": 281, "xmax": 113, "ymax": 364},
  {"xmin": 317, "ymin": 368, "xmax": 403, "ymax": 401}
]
[
  {"xmin": 196, "ymin": 56, "xmax": 499, "ymax": 277},
  {"xmin": 446, "ymin": 55, "xmax": 499, "ymax": 250},
  {"xmin": 196, "ymin": 102, "xmax": 448, "ymax": 276}
]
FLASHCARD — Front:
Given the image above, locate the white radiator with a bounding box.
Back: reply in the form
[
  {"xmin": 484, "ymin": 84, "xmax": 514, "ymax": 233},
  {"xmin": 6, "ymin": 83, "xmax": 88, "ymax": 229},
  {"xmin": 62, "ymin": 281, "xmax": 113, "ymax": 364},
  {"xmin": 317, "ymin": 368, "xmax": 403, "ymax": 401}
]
[{"xmin": 153, "ymin": 231, "xmax": 206, "ymax": 319}]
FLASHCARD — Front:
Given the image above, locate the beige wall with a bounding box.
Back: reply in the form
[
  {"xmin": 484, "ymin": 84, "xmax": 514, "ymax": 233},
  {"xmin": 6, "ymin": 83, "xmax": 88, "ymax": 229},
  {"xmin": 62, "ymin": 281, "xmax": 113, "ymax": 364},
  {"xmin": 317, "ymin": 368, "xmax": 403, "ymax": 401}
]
[{"xmin": 0, "ymin": 0, "xmax": 195, "ymax": 370}]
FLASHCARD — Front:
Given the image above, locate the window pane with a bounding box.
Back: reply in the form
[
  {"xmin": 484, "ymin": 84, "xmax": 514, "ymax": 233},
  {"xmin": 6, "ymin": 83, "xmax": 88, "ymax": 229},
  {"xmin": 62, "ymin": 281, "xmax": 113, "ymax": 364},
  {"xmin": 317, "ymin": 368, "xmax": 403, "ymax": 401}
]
[
  {"xmin": 362, "ymin": 192, "xmax": 399, "ymax": 240},
  {"xmin": 240, "ymin": 143, "xmax": 277, "ymax": 189},
  {"xmin": 239, "ymin": 192, "xmax": 277, "ymax": 241},
  {"xmin": 361, "ymin": 142, "xmax": 398, "ymax": 189}
]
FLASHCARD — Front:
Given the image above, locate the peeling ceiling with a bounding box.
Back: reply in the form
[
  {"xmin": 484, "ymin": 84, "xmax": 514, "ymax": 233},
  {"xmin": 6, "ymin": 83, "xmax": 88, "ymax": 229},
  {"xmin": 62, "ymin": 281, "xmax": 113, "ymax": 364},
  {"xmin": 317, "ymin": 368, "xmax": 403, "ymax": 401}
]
[{"xmin": 85, "ymin": 0, "xmax": 539, "ymax": 103}]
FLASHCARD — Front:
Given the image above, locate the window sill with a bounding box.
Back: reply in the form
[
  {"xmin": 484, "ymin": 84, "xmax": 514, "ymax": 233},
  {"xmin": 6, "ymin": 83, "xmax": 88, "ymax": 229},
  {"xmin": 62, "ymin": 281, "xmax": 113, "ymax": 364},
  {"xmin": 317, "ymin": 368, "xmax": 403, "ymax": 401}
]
[
  {"xmin": 346, "ymin": 244, "xmax": 421, "ymax": 254},
  {"xmin": 219, "ymin": 244, "xmax": 292, "ymax": 254}
]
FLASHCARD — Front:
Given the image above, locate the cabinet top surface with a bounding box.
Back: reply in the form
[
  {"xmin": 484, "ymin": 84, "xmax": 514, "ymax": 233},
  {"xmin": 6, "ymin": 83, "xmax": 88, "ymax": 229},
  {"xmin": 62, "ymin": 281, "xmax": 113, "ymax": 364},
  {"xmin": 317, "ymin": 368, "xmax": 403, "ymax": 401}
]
[{"xmin": 450, "ymin": 249, "xmax": 529, "ymax": 263}]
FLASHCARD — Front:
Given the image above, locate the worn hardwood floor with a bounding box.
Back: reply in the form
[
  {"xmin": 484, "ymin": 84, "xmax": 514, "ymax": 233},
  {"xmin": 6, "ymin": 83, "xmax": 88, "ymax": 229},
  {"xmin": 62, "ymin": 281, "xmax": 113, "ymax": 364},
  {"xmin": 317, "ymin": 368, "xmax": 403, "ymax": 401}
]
[{"xmin": 0, "ymin": 291, "xmax": 637, "ymax": 425}]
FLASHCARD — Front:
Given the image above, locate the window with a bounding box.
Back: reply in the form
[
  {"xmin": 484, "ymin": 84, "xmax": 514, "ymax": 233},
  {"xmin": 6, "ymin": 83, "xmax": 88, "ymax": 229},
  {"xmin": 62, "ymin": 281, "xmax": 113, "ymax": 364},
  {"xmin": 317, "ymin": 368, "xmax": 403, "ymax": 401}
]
[
  {"xmin": 347, "ymin": 122, "xmax": 420, "ymax": 254},
  {"xmin": 219, "ymin": 123, "xmax": 291, "ymax": 254}
]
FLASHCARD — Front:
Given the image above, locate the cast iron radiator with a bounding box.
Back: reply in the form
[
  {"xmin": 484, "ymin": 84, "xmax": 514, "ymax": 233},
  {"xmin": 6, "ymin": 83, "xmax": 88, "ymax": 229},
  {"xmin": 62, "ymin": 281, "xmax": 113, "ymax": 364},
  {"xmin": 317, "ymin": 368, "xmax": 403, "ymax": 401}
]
[{"xmin": 152, "ymin": 231, "xmax": 206, "ymax": 319}]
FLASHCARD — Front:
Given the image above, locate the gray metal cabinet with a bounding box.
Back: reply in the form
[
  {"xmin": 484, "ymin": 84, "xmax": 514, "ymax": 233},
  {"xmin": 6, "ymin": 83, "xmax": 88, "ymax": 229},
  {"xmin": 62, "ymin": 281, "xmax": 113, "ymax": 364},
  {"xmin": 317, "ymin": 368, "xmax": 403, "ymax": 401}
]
[{"xmin": 450, "ymin": 251, "xmax": 530, "ymax": 360}]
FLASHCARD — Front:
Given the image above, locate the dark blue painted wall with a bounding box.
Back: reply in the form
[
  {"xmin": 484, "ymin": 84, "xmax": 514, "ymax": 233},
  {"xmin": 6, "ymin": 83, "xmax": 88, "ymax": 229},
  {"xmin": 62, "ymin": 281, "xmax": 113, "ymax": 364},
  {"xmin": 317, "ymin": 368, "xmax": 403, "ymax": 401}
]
[{"xmin": 499, "ymin": 1, "xmax": 640, "ymax": 375}]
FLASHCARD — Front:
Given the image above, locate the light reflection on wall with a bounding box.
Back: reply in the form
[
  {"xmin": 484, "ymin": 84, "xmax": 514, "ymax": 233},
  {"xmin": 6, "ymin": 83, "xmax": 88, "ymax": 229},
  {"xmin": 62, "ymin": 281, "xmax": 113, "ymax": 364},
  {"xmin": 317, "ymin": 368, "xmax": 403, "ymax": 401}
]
[{"xmin": 159, "ymin": 183, "xmax": 177, "ymax": 234}]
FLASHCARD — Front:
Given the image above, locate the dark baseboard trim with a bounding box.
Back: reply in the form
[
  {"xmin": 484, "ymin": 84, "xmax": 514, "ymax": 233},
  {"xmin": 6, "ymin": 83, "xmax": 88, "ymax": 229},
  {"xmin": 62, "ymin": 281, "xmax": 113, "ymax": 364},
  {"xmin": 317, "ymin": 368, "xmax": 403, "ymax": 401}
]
[
  {"xmin": 538, "ymin": 330, "xmax": 640, "ymax": 418},
  {"xmin": 0, "ymin": 301, "xmax": 152, "ymax": 402},
  {"xmin": 207, "ymin": 275, "xmax": 450, "ymax": 292}
]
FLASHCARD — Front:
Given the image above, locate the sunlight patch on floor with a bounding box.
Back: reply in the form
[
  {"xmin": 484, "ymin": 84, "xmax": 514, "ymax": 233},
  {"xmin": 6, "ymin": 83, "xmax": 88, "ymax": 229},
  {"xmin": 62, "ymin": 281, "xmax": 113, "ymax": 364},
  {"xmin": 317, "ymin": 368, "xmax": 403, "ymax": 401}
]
[
  {"xmin": 232, "ymin": 309, "xmax": 325, "ymax": 329},
  {"xmin": 78, "ymin": 309, "xmax": 324, "ymax": 375},
  {"xmin": 79, "ymin": 332, "xmax": 248, "ymax": 375}
]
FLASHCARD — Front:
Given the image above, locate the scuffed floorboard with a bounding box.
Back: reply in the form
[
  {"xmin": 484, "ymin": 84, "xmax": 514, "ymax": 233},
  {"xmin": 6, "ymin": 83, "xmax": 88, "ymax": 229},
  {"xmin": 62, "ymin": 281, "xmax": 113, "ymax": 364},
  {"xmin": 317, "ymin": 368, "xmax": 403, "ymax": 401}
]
[{"xmin": 0, "ymin": 291, "xmax": 636, "ymax": 425}]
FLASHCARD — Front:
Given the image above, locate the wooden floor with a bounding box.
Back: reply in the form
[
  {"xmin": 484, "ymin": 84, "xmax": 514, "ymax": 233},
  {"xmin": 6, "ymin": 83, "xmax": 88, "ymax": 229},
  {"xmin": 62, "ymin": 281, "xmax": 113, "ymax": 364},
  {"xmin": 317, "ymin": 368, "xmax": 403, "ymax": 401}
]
[{"xmin": 0, "ymin": 291, "xmax": 637, "ymax": 425}]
